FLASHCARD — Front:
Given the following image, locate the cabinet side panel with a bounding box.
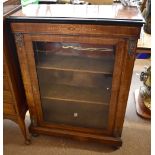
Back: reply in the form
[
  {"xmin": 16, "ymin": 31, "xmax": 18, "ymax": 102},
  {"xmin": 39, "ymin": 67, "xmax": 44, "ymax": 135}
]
[{"xmin": 113, "ymin": 39, "xmax": 138, "ymax": 137}]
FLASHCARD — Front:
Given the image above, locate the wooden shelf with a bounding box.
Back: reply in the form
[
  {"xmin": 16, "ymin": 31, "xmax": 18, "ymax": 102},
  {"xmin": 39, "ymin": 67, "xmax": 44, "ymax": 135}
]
[
  {"xmin": 37, "ymin": 68, "xmax": 112, "ymax": 89},
  {"xmin": 39, "ymin": 83, "xmax": 111, "ymax": 105},
  {"xmin": 36, "ymin": 55, "xmax": 114, "ymax": 74}
]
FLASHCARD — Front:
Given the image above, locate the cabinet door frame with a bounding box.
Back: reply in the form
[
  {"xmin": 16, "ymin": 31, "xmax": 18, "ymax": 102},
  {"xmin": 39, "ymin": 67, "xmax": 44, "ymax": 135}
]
[{"xmin": 15, "ymin": 33, "xmax": 126, "ymax": 135}]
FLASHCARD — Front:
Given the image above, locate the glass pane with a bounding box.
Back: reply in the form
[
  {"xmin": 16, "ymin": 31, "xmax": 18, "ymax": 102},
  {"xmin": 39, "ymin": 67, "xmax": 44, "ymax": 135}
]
[{"xmin": 33, "ymin": 41, "xmax": 115, "ymax": 129}]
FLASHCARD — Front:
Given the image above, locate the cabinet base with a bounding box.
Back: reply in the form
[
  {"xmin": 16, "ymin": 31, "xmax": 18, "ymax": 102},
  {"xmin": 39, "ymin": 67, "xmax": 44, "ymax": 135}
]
[{"xmin": 29, "ymin": 125, "xmax": 122, "ymax": 147}]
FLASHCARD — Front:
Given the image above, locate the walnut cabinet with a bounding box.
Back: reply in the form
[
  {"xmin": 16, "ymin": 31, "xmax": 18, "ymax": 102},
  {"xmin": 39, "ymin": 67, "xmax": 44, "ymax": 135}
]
[{"xmin": 7, "ymin": 4, "xmax": 144, "ymax": 147}]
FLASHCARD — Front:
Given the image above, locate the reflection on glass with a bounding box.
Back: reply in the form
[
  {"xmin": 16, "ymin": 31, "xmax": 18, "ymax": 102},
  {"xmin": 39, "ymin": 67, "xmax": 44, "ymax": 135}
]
[{"xmin": 33, "ymin": 41, "xmax": 115, "ymax": 129}]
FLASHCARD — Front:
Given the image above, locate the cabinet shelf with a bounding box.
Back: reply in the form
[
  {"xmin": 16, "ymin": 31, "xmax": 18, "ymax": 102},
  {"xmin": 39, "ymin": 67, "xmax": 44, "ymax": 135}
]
[
  {"xmin": 39, "ymin": 83, "xmax": 111, "ymax": 105},
  {"xmin": 36, "ymin": 55, "xmax": 114, "ymax": 74},
  {"xmin": 37, "ymin": 68, "xmax": 112, "ymax": 89}
]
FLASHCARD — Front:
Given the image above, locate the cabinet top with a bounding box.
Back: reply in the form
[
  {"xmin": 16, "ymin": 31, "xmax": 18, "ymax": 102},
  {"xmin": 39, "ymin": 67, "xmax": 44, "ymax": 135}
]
[{"xmin": 7, "ymin": 3, "xmax": 144, "ymax": 26}]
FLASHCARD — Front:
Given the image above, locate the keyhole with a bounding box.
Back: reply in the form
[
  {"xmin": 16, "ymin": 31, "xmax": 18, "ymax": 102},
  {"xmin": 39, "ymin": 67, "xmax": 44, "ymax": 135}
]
[{"xmin": 74, "ymin": 113, "xmax": 78, "ymax": 118}]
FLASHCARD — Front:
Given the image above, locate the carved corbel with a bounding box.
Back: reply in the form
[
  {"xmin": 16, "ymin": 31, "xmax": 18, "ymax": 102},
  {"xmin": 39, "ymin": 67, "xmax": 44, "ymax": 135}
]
[
  {"xmin": 14, "ymin": 33, "xmax": 24, "ymax": 48},
  {"xmin": 128, "ymin": 39, "xmax": 137, "ymax": 58}
]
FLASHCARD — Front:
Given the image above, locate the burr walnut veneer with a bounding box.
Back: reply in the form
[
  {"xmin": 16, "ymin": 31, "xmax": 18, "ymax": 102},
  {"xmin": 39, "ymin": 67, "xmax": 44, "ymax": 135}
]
[{"xmin": 7, "ymin": 3, "xmax": 144, "ymax": 147}]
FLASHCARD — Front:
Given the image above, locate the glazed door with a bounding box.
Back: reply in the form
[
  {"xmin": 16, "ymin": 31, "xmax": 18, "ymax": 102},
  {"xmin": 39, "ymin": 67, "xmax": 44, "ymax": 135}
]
[{"xmin": 24, "ymin": 34, "xmax": 125, "ymax": 135}]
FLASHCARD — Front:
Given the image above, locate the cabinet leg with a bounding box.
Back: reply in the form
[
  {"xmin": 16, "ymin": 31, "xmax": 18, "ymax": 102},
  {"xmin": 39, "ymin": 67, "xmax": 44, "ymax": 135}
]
[
  {"xmin": 25, "ymin": 139, "xmax": 31, "ymax": 145},
  {"xmin": 18, "ymin": 117, "xmax": 31, "ymax": 145},
  {"xmin": 112, "ymin": 145, "xmax": 121, "ymax": 150}
]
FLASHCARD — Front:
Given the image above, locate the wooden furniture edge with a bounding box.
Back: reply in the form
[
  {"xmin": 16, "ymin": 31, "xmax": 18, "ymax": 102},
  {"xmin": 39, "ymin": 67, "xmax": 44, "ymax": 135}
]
[{"xmin": 29, "ymin": 125, "xmax": 122, "ymax": 147}]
